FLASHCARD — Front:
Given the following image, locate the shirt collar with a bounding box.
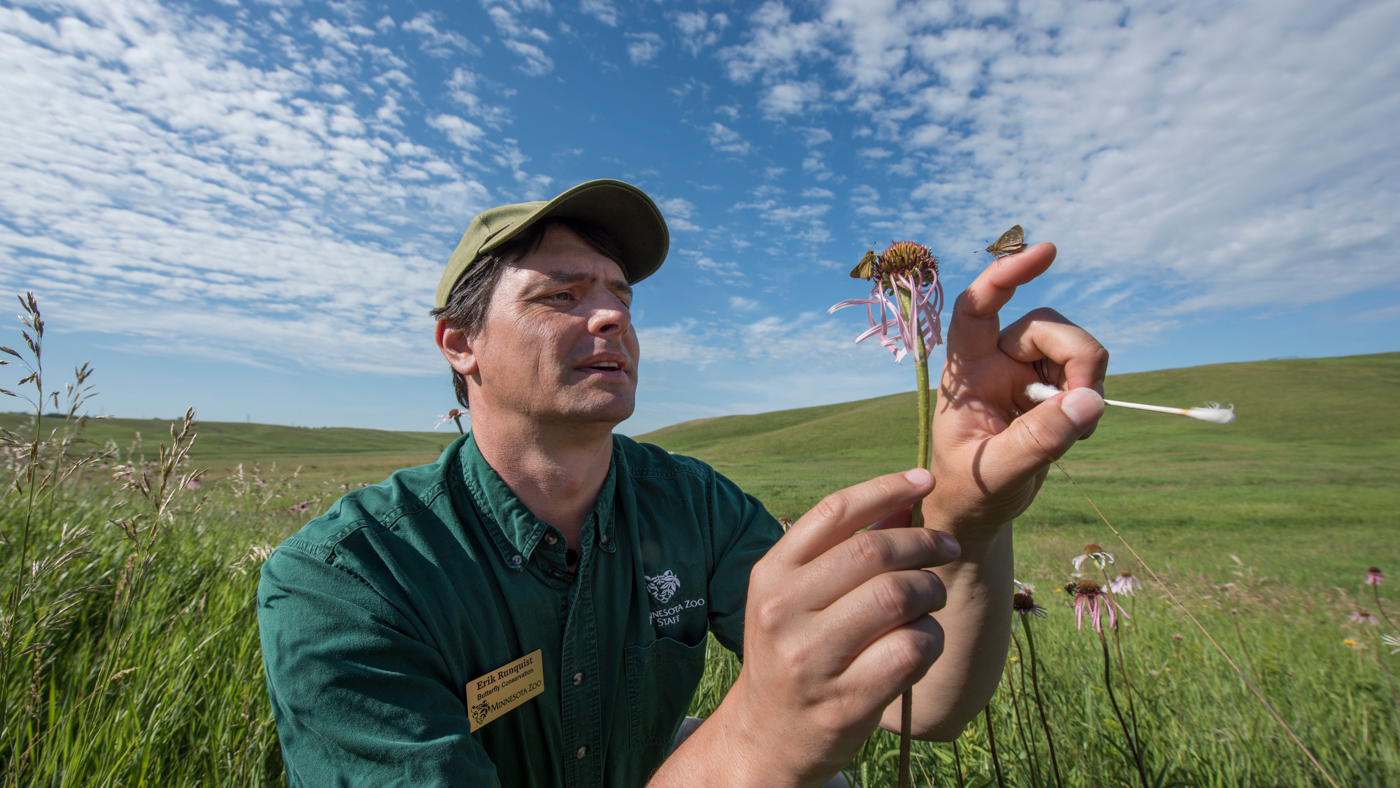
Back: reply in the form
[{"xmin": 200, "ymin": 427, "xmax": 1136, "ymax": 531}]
[{"xmin": 459, "ymin": 433, "xmax": 619, "ymax": 570}]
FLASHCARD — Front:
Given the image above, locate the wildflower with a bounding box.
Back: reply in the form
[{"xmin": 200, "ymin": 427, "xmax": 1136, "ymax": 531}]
[
  {"xmin": 828, "ymin": 241, "xmax": 944, "ymax": 363},
  {"xmin": 1350, "ymin": 610, "xmax": 1380, "ymax": 626},
  {"xmin": 1383, "ymin": 635, "xmax": 1400, "ymax": 655},
  {"xmin": 435, "ymin": 408, "xmax": 466, "ymax": 433},
  {"xmin": 185, "ymin": 479, "xmax": 201, "ymax": 491},
  {"xmin": 1071, "ymin": 543, "xmax": 1114, "ymax": 571},
  {"xmin": 1013, "ymin": 579, "xmax": 1035, "ymax": 594},
  {"xmin": 1171, "ymin": 633, "xmax": 1184, "ymax": 641},
  {"xmin": 777, "ymin": 516, "xmax": 793, "ymax": 531},
  {"xmin": 1366, "ymin": 567, "xmax": 1385, "ymax": 586},
  {"xmin": 1107, "ymin": 570, "xmax": 1141, "ymax": 596},
  {"xmin": 1071, "ymin": 580, "xmax": 1129, "ymax": 633},
  {"xmin": 1343, "ymin": 638, "xmax": 1362, "ymax": 649},
  {"xmin": 1212, "ymin": 582, "xmax": 1236, "ymax": 591},
  {"xmin": 1012, "ymin": 592, "xmax": 1046, "ymax": 632}
]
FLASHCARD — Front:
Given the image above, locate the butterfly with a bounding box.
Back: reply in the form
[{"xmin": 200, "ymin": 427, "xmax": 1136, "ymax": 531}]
[
  {"xmin": 985, "ymin": 225, "xmax": 1028, "ymax": 258},
  {"xmin": 849, "ymin": 249, "xmax": 877, "ymax": 280}
]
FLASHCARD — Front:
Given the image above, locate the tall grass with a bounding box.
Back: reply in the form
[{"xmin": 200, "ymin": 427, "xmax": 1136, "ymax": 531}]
[{"xmin": 3, "ymin": 294, "xmax": 1398, "ymax": 785}]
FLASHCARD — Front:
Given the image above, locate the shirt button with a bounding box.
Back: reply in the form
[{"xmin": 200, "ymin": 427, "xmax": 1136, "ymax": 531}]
[
  {"xmin": 572, "ymin": 672, "xmax": 584, "ymax": 686},
  {"xmin": 600, "ymin": 533, "xmax": 609, "ymax": 545},
  {"xmin": 576, "ymin": 746, "xmax": 588, "ymax": 760},
  {"xmin": 510, "ymin": 555, "xmax": 523, "ymax": 566},
  {"xmin": 544, "ymin": 533, "xmax": 558, "ymax": 546}
]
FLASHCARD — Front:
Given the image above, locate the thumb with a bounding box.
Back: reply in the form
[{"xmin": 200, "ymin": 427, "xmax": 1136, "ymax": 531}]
[{"xmin": 983, "ymin": 388, "xmax": 1104, "ymax": 491}]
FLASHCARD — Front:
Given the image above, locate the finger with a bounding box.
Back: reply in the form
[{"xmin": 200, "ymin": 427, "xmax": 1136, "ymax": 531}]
[
  {"xmin": 776, "ymin": 469, "xmax": 935, "ymax": 567},
  {"xmin": 998, "ymin": 307, "xmax": 1109, "ymax": 396},
  {"xmin": 815, "ymin": 568, "xmax": 948, "ymax": 670},
  {"xmin": 840, "ymin": 613, "xmax": 945, "ymax": 704},
  {"xmin": 801, "ymin": 527, "xmax": 960, "ymax": 610},
  {"xmin": 946, "ymin": 243, "xmax": 1056, "ymax": 359},
  {"xmin": 975, "ymin": 388, "xmax": 1105, "ymax": 497}
]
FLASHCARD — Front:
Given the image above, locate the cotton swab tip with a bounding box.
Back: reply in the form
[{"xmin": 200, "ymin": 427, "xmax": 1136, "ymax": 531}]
[
  {"xmin": 1186, "ymin": 404, "xmax": 1237, "ymax": 424},
  {"xmin": 1026, "ymin": 382, "xmax": 1060, "ymax": 402}
]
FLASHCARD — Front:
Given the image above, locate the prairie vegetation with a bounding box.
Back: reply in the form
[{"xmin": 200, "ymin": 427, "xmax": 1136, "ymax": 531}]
[{"xmin": 2, "ymin": 292, "xmax": 1396, "ymax": 785}]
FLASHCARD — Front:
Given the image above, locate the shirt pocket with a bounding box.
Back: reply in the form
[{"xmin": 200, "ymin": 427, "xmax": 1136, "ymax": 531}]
[{"xmin": 624, "ymin": 635, "xmax": 707, "ymax": 752}]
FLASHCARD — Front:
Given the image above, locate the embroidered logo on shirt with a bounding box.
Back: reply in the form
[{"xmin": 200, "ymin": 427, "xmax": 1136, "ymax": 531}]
[{"xmin": 645, "ymin": 570, "xmax": 681, "ymax": 603}]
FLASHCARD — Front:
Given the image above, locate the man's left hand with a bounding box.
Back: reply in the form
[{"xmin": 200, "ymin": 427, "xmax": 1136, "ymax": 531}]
[{"xmin": 924, "ymin": 242, "xmax": 1110, "ymax": 537}]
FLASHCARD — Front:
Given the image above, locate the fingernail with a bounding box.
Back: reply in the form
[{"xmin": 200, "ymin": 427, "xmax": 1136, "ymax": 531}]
[
  {"xmin": 904, "ymin": 468, "xmax": 932, "ymax": 486},
  {"xmin": 937, "ymin": 531, "xmax": 961, "ymax": 558},
  {"xmin": 1060, "ymin": 387, "xmax": 1105, "ymax": 429}
]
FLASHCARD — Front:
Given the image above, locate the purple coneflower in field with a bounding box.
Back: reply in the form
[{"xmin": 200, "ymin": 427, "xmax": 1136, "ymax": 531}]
[
  {"xmin": 1108, "ymin": 570, "xmax": 1141, "ymax": 596},
  {"xmin": 1072, "ymin": 580, "xmax": 1129, "ymax": 632},
  {"xmin": 436, "ymin": 408, "xmax": 466, "ymax": 434},
  {"xmin": 1351, "ymin": 610, "xmax": 1380, "ymax": 626},
  {"xmin": 828, "ymin": 241, "xmax": 944, "ymax": 364},
  {"xmin": 1071, "ymin": 543, "xmax": 1114, "ymax": 572},
  {"xmin": 185, "ymin": 479, "xmax": 201, "ymax": 491},
  {"xmin": 1367, "ymin": 567, "xmax": 1385, "ymax": 586},
  {"xmin": 1012, "ymin": 592, "xmax": 1046, "ymax": 632}
]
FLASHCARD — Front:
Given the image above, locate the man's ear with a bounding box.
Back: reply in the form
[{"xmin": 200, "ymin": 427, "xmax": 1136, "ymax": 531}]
[{"xmin": 435, "ymin": 320, "xmax": 479, "ymax": 377}]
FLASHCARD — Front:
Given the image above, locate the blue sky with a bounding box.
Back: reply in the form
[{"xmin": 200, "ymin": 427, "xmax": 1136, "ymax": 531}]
[{"xmin": 2, "ymin": 0, "xmax": 1397, "ymax": 435}]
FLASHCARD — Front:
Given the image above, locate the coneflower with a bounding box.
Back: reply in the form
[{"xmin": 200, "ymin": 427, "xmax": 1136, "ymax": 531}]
[
  {"xmin": 1351, "ymin": 610, "xmax": 1380, "ymax": 626},
  {"xmin": 1072, "ymin": 580, "xmax": 1128, "ymax": 633},
  {"xmin": 829, "ymin": 240, "xmax": 944, "ymax": 788},
  {"xmin": 1367, "ymin": 567, "xmax": 1385, "ymax": 586},
  {"xmin": 1071, "ymin": 543, "xmax": 1114, "ymax": 572},
  {"xmin": 1108, "ymin": 570, "xmax": 1141, "ymax": 596},
  {"xmin": 1012, "ymin": 592, "xmax": 1046, "ymax": 633}
]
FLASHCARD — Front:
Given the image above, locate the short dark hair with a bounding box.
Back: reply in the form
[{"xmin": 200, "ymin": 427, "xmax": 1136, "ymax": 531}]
[{"xmin": 430, "ymin": 218, "xmax": 625, "ymax": 409}]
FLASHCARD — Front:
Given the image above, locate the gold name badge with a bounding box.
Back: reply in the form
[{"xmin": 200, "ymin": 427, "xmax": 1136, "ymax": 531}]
[{"xmin": 465, "ymin": 649, "xmax": 545, "ymax": 732}]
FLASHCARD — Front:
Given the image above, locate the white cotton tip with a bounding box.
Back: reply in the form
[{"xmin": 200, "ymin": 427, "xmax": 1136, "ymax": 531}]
[
  {"xmin": 1185, "ymin": 404, "xmax": 1237, "ymax": 424},
  {"xmin": 1025, "ymin": 382, "xmax": 1062, "ymax": 403}
]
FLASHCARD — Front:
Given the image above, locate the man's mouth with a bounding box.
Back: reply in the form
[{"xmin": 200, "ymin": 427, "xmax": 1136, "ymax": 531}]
[{"xmin": 587, "ymin": 361, "xmax": 622, "ymax": 371}]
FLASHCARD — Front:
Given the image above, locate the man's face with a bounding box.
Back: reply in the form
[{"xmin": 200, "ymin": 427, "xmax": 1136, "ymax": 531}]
[{"xmin": 466, "ymin": 225, "xmax": 640, "ymax": 427}]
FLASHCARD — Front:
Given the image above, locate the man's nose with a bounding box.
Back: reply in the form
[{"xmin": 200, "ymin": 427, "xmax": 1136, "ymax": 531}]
[{"xmin": 586, "ymin": 295, "xmax": 630, "ymax": 336}]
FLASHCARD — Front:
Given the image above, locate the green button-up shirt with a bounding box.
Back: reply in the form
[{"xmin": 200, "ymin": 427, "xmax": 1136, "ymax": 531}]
[{"xmin": 258, "ymin": 433, "xmax": 781, "ymax": 787}]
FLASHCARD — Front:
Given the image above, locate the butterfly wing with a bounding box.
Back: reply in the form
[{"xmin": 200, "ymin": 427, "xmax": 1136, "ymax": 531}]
[
  {"xmin": 986, "ymin": 225, "xmax": 1028, "ymax": 257},
  {"xmin": 849, "ymin": 250, "xmax": 877, "ymax": 280}
]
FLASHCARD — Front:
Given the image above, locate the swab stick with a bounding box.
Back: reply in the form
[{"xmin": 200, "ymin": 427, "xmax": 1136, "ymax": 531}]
[{"xmin": 1025, "ymin": 382, "xmax": 1237, "ymax": 424}]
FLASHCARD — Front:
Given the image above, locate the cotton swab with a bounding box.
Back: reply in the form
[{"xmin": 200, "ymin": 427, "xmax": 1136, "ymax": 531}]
[{"xmin": 1025, "ymin": 382, "xmax": 1237, "ymax": 424}]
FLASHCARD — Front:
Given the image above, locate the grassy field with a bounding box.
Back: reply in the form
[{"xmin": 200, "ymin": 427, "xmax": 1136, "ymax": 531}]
[{"xmin": 1, "ymin": 350, "xmax": 1397, "ymax": 785}]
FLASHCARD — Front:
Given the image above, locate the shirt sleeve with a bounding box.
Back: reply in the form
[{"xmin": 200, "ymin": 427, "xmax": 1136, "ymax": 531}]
[
  {"xmin": 258, "ymin": 538, "xmax": 499, "ymax": 788},
  {"xmin": 702, "ymin": 471, "xmax": 783, "ymax": 661}
]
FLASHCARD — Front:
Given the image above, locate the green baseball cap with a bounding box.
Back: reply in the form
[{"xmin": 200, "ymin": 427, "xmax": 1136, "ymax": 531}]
[{"xmin": 435, "ymin": 178, "xmax": 670, "ymax": 308}]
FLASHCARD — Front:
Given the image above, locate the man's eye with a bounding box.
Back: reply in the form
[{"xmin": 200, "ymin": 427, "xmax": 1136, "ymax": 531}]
[{"xmin": 546, "ymin": 292, "xmax": 575, "ymax": 303}]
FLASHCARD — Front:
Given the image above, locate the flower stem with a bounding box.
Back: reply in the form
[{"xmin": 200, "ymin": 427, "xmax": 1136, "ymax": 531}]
[
  {"xmin": 1022, "ymin": 619, "xmax": 1064, "ymax": 788},
  {"xmin": 985, "ymin": 704, "xmax": 1007, "ymax": 788},
  {"xmin": 1099, "ymin": 630, "xmax": 1149, "ymax": 788},
  {"xmin": 894, "ymin": 282, "xmax": 931, "ymax": 788},
  {"xmin": 1372, "ymin": 584, "xmax": 1396, "ymax": 630},
  {"xmin": 1008, "ymin": 636, "xmax": 1044, "ymax": 786}
]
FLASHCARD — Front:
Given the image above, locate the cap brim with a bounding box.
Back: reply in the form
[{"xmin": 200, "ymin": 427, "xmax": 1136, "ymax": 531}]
[{"xmin": 480, "ymin": 179, "xmax": 669, "ymax": 285}]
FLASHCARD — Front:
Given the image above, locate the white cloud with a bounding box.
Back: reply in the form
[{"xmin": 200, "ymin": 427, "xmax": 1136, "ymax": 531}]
[
  {"xmin": 659, "ymin": 197, "xmax": 701, "ymax": 231},
  {"xmin": 402, "ymin": 12, "xmax": 479, "ymax": 58},
  {"xmin": 482, "ymin": 0, "xmax": 555, "ymax": 75},
  {"xmin": 802, "ymin": 187, "xmax": 834, "ymax": 199},
  {"xmin": 446, "ymin": 68, "xmax": 512, "ymax": 128},
  {"xmin": 705, "ymin": 122, "xmax": 752, "ymax": 156},
  {"xmin": 759, "ymin": 80, "xmax": 820, "ymax": 118},
  {"xmin": 580, "ymin": 0, "xmax": 618, "ymax": 27},
  {"xmin": 674, "ymin": 11, "xmax": 729, "ymax": 55},
  {"xmin": 627, "ymin": 32, "xmax": 663, "ymax": 65},
  {"xmin": 715, "ymin": 0, "xmax": 1400, "ymax": 319},
  {"xmin": 729, "ymin": 295, "xmax": 759, "ymax": 311},
  {"xmin": 0, "ymin": 0, "xmax": 560, "ymax": 380}
]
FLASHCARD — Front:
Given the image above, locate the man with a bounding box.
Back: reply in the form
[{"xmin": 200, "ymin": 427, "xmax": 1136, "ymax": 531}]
[{"xmin": 258, "ymin": 179, "xmax": 1109, "ymax": 787}]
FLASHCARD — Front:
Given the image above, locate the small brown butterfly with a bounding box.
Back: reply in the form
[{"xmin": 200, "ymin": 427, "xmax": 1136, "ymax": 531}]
[
  {"xmin": 848, "ymin": 249, "xmax": 877, "ymax": 280},
  {"xmin": 985, "ymin": 225, "xmax": 1028, "ymax": 258}
]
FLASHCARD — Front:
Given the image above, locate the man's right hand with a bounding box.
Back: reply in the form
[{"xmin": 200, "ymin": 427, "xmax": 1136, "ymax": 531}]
[{"xmin": 650, "ymin": 468, "xmax": 958, "ymax": 788}]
